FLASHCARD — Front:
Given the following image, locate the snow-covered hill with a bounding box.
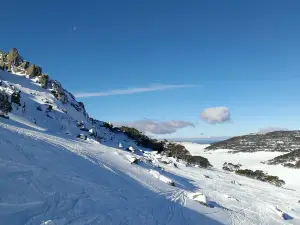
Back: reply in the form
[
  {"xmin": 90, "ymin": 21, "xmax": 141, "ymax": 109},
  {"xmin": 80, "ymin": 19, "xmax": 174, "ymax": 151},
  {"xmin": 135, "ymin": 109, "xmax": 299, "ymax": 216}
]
[{"xmin": 1, "ymin": 49, "xmax": 300, "ymax": 224}]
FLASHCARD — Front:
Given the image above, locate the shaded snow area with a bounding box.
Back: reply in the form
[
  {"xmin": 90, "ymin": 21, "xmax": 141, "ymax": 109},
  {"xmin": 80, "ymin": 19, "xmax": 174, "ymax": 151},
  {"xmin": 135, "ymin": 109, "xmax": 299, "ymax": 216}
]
[{"xmin": 1, "ymin": 70, "xmax": 300, "ymax": 224}]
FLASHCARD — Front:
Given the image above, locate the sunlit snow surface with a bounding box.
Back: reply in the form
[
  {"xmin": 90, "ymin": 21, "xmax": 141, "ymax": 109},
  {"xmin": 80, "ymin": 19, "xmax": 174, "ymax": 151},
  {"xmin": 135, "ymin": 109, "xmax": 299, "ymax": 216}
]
[{"xmin": 1, "ymin": 70, "xmax": 300, "ymax": 224}]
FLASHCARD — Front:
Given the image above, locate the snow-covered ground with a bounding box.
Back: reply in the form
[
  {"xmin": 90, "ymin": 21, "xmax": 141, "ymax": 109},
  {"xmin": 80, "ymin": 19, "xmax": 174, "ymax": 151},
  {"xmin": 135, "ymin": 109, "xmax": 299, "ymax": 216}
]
[
  {"xmin": 182, "ymin": 142, "xmax": 300, "ymax": 190},
  {"xmin": 1, "ymin": 69, "xmax": 300, "ymax": 224},
  {"xmin": 1, "ymin": 121, "xmax": 300, "ymax": 225}
]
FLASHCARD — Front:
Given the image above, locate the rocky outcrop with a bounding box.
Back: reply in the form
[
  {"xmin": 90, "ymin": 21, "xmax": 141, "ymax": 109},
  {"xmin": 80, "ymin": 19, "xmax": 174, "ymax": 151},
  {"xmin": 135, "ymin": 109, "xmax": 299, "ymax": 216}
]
[
  {"xmin": 50, "ymin": 80, "xmax": 68, "ymax": 103},
  {"xmin": 6, "ymin": 48, "xmax": 21, "ymax": 71},
  {"xmin": 26, "ymin": 64, "xmax": 42, "ymax": 78},
  {"xmin": 267, "ymin": 149, "xmax": 300, "ymax": 168},
  {"xmin": 206, "ymin": 131, "xmax": 300, "ymax": 153}
]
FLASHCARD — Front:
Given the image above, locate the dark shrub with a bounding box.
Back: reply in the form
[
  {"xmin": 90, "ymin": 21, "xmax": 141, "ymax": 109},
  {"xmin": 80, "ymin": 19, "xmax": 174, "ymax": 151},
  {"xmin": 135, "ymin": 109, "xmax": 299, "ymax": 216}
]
[
  {"xmin": 11, "ymin": 91, "xmax": 21, "ymax": 106},
  {"xmin": 0, "ymin": 91, "xmax": 12, "ymax": 114}
]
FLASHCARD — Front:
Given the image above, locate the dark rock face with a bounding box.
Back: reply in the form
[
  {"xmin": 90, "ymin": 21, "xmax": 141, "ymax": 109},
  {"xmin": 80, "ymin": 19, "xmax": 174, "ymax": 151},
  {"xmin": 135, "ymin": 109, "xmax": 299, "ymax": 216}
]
[
  {"xmin": 0, "ymin": 59, "xmax": 6, "ymax": 70},
  {"xmin": 0, "ymin": 91, "xmax": 12, "ymax": 114},
  {"xmin": 26, "ymin": 64, "xmax": 42, "ymax": 78},
  {"xmin": 206, "ymin": 131, "xmax": 300, "ymax": 153},
  {"xmin": 19, "ymin": 61, "xmax": 29, "ymax": 70},
  {"xmin": 222, "ymin": 162, "xmax": 241, "ymax": 172},
  {"xmin": 6, "ymin": 48, "xmax": 21, "ymax": 71},
  {"xmin": 235, "ymin": 169, "xmax": 285, "ymax": 187},
  {"xmin": 267, "ymin": 149, "xmax": 300, "ymax": 168}
]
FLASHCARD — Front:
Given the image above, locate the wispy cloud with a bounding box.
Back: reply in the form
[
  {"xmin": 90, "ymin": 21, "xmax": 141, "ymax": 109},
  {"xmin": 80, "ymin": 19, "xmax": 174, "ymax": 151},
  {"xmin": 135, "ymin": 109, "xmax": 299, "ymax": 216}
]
[
  {"xmin": 114, "ymin": 119, "xmax": 195, "ymax": 135},
  {"xmin": 74, "ymin": 84, "xmax": 194, "ymax": 98}
]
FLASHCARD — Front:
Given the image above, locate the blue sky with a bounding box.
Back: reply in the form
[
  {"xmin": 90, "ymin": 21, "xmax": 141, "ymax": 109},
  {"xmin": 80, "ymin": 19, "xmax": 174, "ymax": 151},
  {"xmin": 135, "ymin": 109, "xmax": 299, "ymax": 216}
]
[{"xmin": 1, "ymin": 1, "xmax": 300, "ymax": 138}]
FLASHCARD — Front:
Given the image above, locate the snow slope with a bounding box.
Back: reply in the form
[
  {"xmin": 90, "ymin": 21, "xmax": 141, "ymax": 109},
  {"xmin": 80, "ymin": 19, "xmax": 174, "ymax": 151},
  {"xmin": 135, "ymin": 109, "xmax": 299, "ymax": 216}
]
[{"xmin": 1, "ymin": 69, "xmax": 300, "ymax": 224}]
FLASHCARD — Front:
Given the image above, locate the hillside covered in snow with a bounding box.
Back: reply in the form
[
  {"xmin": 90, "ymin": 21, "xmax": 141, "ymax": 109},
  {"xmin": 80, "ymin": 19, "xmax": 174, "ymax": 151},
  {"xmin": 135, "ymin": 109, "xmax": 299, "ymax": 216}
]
[{"xmin": 0, "ymin": 48, "xmax": 300, "ymax": 225}]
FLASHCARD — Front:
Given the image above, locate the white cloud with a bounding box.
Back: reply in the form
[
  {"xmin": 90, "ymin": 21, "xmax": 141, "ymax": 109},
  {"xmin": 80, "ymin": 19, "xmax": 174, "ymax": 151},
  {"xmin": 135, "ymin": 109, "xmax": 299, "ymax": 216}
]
[
  {"xmin": 114, "ymin": 120, "xmax": 194, "ymax": 134},
  {"xmin": 200, "ymin": 106, "xmax": 230, "ymax": 124},
  {"xmin": 74, "ymin": 84, "xmax": 193, "ymax": 98},
  {"xmin": 258, "ymin": 127, "xmax": 288, "ymax": 134}
]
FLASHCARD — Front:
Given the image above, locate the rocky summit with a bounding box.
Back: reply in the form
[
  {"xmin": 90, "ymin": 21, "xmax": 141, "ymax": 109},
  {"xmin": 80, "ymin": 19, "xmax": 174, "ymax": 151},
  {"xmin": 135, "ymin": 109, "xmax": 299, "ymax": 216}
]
[{"xmin": 205, "ymin": 131, "xmax": 300, "ymax": 153}]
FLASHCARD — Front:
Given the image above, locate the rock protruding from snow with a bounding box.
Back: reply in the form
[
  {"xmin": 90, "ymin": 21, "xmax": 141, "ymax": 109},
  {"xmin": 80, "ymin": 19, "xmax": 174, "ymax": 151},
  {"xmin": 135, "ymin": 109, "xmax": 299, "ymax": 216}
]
[
  {"xmin": 222, "ymin": 162, "xmax": 242, "ymax": 172},
  {"xmin": 126, "ymin": 146, "xmax": 135, "ymax": 152},
  {"xmin": 77, "ymin": 133, "xmax": 87, "ymax": 140}
]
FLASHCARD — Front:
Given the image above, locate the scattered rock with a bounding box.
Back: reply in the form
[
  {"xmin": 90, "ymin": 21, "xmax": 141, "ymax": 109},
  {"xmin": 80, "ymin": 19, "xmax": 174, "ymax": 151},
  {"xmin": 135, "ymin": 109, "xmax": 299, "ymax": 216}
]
[{"xmin": 76, "ymin": 134, "xmax": 87, "ymax": 140}]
